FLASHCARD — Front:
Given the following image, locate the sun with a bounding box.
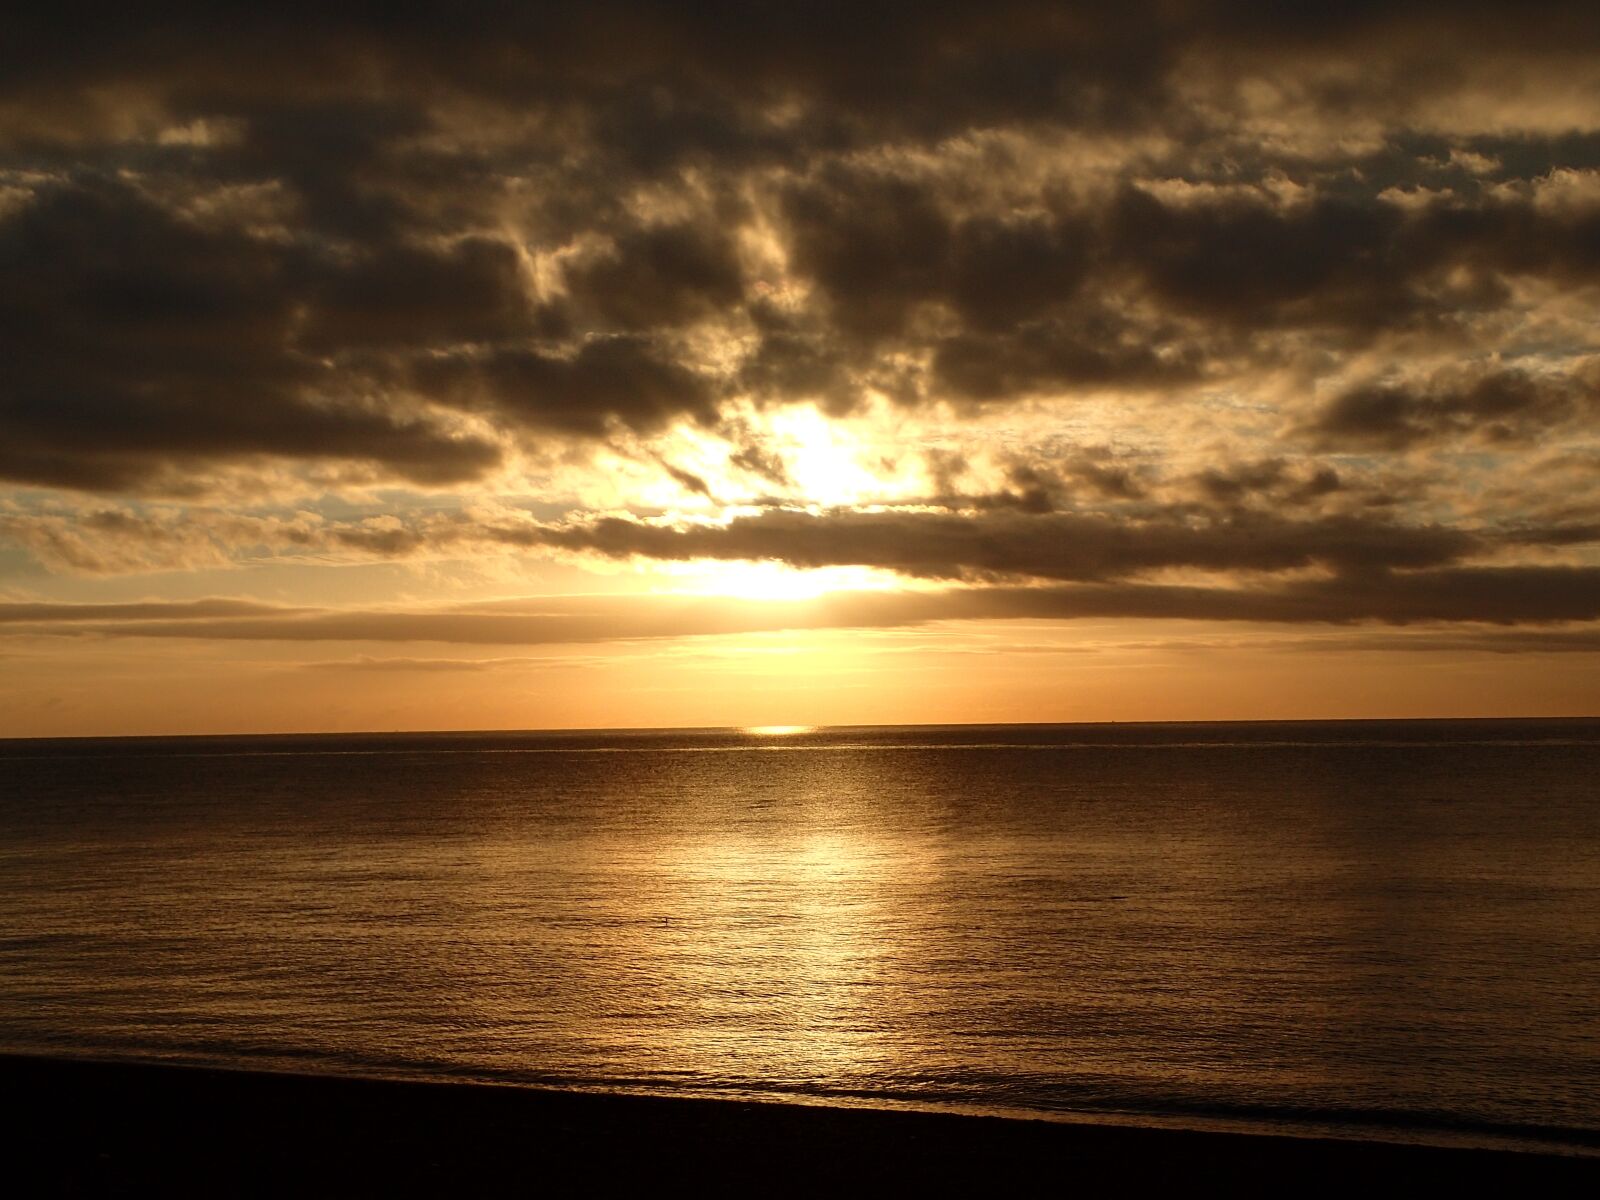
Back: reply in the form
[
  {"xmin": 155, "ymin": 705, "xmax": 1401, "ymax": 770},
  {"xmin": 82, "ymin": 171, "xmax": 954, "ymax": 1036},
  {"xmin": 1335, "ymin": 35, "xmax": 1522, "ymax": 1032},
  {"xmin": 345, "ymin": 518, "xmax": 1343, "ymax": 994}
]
[
  {"xmin": 659, "ymin": 560, "xmax": 902, "ymax": 602},
  {"xmin": 696, "ymin": 561, "xmax": 846, "ymax": 601}
]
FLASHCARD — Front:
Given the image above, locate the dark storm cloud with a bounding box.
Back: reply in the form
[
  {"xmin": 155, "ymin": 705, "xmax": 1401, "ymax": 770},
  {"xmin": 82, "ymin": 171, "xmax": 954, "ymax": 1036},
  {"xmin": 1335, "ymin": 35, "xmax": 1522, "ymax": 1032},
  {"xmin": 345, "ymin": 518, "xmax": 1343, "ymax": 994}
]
[
  {"xmin": 216, "ymin": 99, "xmax": 429, "ymax": 241},
  {"xmin": 1305, "ymin": 367, "xmax": 1600, "ymax": 450},
  {"xmin": 300, "ymin": 236, "xmax": 532, "ymax": 353},
  {"xmin": 562, "ymin": 221, "xmax": 747, "ymax": 330},
  {"xmin": 0, "ymin": 177, "xmax": 505, "ymax": 491},
  {"xmin": 5, "ymin": 5, "xmax": 1597, "ymax": 166},
  {"xmin": 414, "ymin": 337, "xmax": 721, "ymax": 438},
  {"xmin": 0, "ymin": 4, "xmax": 1179, "ymax": 144},
  {"xmin": 750, "ymin": 151, "xmax": 1600, "ymax": 420},
  {"xmin": 770, "ymin": 152, "xmax": 1600, "ymax": 388},
  {"xmin": 781, "ymin": 168, "xmax": 955, "ymax": 341},
  {"xmin": 1108, "ymin": 188, "xmax": 1421, "ymax": 332},
  {"xmin": 531, "ymin": 507, "xmax": 1477, "ymax": 582},
  {"xmin": 1099, "ymin": 184, "xmax": 1600, "ymax": 337},
  {"xmin": 776, "ymin": 166, "xmax": 1195, "ymax": 401},
  {"xmin": 1, "ymin": 0, "xmax": 1598, "ymax": 552},
  {"xmin": 0, "ymin": 169, "xmax": 722, "ymax": 489},
  {"xmin": 930, "ymin": 320, "xmax": 1195, "ymax": 403}
]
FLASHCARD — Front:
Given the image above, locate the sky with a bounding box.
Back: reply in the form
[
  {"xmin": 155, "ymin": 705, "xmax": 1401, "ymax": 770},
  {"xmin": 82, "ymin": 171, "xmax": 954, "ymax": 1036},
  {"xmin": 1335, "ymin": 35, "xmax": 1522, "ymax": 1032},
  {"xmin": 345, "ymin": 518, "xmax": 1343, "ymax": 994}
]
[{"xmin": 3, "ymin": 3, "xmax": 1600, "ymax": 735}]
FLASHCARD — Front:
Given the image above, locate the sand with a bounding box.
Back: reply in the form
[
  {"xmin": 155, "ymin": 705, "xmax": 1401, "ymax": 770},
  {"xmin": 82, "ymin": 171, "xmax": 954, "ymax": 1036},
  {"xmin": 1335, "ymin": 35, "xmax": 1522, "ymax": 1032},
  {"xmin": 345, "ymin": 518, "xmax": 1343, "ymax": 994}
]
[{"xmin": 7, "ymin": 1054, "xmax": 1594, "ymax": 1194}]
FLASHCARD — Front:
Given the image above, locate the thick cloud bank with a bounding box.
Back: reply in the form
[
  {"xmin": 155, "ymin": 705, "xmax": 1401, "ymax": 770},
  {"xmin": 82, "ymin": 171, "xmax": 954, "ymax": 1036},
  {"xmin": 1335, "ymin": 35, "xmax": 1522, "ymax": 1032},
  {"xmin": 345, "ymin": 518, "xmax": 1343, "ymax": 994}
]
[{"xmin": 2, "ymin": 3, "xmax": 1599, "ymax": 642}]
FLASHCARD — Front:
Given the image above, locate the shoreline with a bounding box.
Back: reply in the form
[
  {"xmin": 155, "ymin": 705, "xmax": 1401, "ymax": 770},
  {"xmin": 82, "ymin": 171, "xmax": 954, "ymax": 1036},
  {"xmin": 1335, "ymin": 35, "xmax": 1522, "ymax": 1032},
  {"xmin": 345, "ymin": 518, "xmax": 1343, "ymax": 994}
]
[{"xmin": 9, "ymin": 1054, "xmax": 1595, "ymax": 1192}]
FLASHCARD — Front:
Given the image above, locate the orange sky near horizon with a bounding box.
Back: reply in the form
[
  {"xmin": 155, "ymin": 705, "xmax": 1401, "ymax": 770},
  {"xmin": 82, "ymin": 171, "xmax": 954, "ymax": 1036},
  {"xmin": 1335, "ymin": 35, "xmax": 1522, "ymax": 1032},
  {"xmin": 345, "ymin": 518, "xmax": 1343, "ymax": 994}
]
[{"xmin": 5, "ymin": 610, "xmax": 1600, "ymax": 738}]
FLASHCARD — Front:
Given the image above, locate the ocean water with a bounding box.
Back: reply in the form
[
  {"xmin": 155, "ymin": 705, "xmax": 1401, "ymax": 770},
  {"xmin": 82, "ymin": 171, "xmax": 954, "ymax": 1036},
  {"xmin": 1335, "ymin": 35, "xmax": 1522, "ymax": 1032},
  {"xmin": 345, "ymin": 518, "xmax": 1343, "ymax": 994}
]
[{"xmin": 2, "ymin": 720, "xmax": 1599, "ymax": 1152}]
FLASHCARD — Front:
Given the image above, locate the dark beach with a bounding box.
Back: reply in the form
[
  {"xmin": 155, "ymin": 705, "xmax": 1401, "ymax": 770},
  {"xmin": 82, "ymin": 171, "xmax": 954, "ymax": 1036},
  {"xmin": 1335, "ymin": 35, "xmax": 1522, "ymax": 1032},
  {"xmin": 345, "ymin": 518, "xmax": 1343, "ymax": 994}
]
[{"xmin": 8, "ymin": 1055, "xmax": 1595, "ymax": 1194}]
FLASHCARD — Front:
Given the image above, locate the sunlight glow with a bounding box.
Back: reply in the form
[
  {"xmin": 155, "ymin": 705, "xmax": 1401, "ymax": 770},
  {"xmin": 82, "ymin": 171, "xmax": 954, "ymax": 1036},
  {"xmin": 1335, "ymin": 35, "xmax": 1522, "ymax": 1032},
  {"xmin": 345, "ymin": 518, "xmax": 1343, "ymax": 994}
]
[
  {"xmin": 744, "ymin": 725, "xmax": 816, "ymax": 736},
  {"xmin": 764, "ymin": 405, "xmax": 885, "ymax": 507},
  {"xmin": 655, "ymin": 559, "xmax": 902, "ymax": 601}
]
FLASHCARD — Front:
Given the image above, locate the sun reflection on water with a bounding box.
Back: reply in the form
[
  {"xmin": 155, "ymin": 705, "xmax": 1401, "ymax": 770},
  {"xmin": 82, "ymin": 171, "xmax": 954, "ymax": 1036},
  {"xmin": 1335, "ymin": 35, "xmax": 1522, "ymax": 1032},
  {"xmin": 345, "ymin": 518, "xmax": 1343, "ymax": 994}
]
[
  {"xmin": 437, "ymin": 743, "xmax": 942, "ymax": 1094},
  {"xmin": 653, "ymin": 827, "xmax": 923, "ymax": 1083}
]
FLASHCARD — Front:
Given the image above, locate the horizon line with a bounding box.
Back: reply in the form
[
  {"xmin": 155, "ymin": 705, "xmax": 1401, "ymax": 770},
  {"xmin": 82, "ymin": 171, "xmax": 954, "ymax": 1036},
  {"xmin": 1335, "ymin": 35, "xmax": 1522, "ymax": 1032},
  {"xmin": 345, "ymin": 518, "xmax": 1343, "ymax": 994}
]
[{"xmin": 4, "ymin": 713, "xmax": 1599, "ymax": 745}]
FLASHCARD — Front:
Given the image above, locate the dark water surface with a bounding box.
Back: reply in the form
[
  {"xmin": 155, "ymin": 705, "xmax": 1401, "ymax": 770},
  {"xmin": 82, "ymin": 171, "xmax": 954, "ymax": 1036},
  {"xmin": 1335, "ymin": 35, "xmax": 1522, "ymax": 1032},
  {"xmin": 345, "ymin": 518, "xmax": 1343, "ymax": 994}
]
[{"xmin": 3, "ymin": 720, "xmax": 1598, "ymax": 1151}]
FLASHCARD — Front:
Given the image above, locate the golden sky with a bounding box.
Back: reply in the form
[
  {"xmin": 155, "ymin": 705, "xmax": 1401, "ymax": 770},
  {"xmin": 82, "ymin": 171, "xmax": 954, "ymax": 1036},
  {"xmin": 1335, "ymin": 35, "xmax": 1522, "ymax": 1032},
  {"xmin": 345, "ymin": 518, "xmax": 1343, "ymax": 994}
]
[{"xmin": 3, "ymin": 5, "xmax": 1600, "ymax": 734}]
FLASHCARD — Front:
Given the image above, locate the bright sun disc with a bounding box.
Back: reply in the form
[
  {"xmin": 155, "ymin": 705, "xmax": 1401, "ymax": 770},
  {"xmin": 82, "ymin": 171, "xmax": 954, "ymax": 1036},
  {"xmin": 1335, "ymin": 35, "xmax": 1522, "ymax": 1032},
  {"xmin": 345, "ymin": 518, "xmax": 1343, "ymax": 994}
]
[{"xmin": 744, "ymin": 725, "xmax": 816, "ymax": 736}]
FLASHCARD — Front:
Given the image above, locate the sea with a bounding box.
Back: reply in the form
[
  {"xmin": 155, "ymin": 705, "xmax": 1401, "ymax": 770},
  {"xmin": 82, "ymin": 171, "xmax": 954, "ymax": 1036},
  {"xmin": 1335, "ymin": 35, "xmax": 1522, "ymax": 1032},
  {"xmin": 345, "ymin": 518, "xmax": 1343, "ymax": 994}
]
[{"xmin": 2, "ymin": 719, "xmax": 1598, "ymax": 1155}]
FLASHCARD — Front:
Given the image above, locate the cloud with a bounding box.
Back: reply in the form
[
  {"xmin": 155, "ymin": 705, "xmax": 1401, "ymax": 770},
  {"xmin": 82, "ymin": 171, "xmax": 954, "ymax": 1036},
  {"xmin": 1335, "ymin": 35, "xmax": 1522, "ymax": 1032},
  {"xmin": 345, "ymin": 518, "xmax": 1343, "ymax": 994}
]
[
  {"xmin": 0, "ymin": 507, "xmax": 435, "ymax": 574},
  {"xmin": 1108, "ymin": 186, "xmax": 1424, "ymax": 333},
  {"xmin": 561, "ymin": 221, "xmax": 747, "ymax": 331},
  {"xmin": 299, "ymin": 235, "xmax": 533, "ymax": 353},
  {"xmin": 1193, "ymin": 459, "xmax": 1342, "ymax": 507},
  {"xmin": 982, "ymin": 569, "xmax": 1600, "ymax": 626},
  {"xmin": 6, "ymin": 564, "xmax": 1600, "ymax": 651},
  {"xmin": 0, "ymin": 177, "xmax": 505, "ymax": 493},
  {"xmin": 930, "ymin": 319, "xmax": 1194, "ymax": 403},
  {"xmin": 1304, "ymin": 365, "xmax": 1600, "ymax": 449},
  {"xmin": 781, "ymin": 167, "xmax": 960, "ymax": 341},
  {"xmin": 0, "ymin": 492, "xmax": 1561, "ymax": 590},
  {"xmin": 414, "ymin": 336, "xmax": 722, "ymax": 438},
  {"xmin": 0, "ymin": 593, "xmax": 923, "ymax": 645},
  {"xmin": 1271, "ymin": 628, "xmax": 1600, "ymax": 654},
  {"xmin": 531, "ymin": 506, "xmax": 1479, "ymax": 581},
  {"xmin": 3, "ymin": 1, "xmax": 1600, "ymax": 671},
  {"xmin": 0, "ymin": 598, "xmax": 305, "ymax": 623},
  {"xmin": 301, "ymin": 655, "xmax": 567, "ymax": 672}
]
